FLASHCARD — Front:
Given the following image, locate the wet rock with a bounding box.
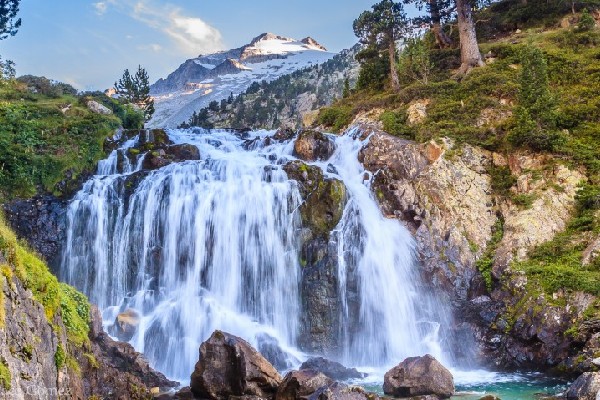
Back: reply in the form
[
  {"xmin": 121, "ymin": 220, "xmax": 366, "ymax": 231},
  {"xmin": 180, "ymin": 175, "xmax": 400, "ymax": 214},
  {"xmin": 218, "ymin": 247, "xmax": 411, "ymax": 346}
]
[
  {"xmin": 293, "ymin": 130, "xmax": 335, "ymax": 161},
  {"xmin": 383, "ymin": 355, "xmax": 454, "ymax": 399},
  {"xmin": 565, "ymin": 372, "xmax": 600, "ymax": 400},
  {"xmin": 3, "ymin": 195, "xmax": 67, "ymax": 270},
  {"xmin": 313, "ymin": 382, "xmax": 376, "ymax": 400},
  {"xmin": 276, "ymin": 370, "xmax": 333, "ymax": 400},
  {"xmin": 190, "ymin": 330, "xmax": 282, "ymax": 400},
  {"xmin": 142, "ymin": 143, "xmax": 201, "ymax": 170},
  {"xmin": 257, "ymin": 333, "xmax": 295, "ymax": 371},
  {"xmin": 298, "ymin": 236, "xmax": 345, "ymax": 356},
  {"xmin": 85, "ymin": 306, "xmax": 178, "ymax": 396},
  {"xmin": 283, "ymin": 161, "xmax": 347, "ymax": 239},
  {"xmin": 300, "ymin": 357, "xmax": 364, "ymax": 381},
  {"xmin": 109, "ymin": 309, "xmax": 140, "ymax": 342},
  {"xmin": 169, "ymin": 143, "xmax": 201, "ymax": 161},
  {"xmin": 273, "ymin": 128, "xmax": 296, "ymax": 141}
]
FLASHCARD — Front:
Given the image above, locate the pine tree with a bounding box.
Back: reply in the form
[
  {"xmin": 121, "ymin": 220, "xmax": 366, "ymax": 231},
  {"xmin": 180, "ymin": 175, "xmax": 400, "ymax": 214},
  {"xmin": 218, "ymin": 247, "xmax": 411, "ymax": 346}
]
[
  {"xmin": 353, "ymin": 0, "xmax": 408, "ymax": 91},
  {"xmin": 343, "ymin": 78, "xmax": 351, "ymax": 98},
  {"xmin": 0, "ymin": 0, "xmax": 21, "ymax": 40},
  {"xmin": 114, "ymin": 66, "xmax": 155, "ymax": 121}
]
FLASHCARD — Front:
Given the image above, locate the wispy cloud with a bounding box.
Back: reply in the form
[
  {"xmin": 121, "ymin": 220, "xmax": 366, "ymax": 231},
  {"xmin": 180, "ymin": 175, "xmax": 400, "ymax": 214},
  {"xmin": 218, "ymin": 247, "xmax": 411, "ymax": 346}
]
[
  {"xmin": 138, "ymin": 43, "xmax": 163, "ymax": 52},
  {"xmin": 93, "ymin": 2, "xmax": 108, "ymax": 16},
  {"xmin": 100, "ymin": 0, "xmax": 224, "ymax": 57}
]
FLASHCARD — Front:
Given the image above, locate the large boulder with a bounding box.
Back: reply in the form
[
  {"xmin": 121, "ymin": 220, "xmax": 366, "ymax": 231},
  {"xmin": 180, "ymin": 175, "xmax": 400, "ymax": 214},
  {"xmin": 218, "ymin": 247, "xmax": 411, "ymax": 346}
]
[
  {"xmin": 383, "ymin": 355, "xmax": 454, "ymax": 399},
  {"xmin": 190, "ymin": 330, "xmax": 282, "ymax": 400},
  {"xmin": 300, "ymin": 357, "xmax": 364, "ymax": 381},
  {"xmin": 276, "ymin": 370, "xmax": 333, "ymax": 400},
  {"xmin": 565, "ymin": 372, "xmax": 600, "ymax": 400},
  {"xmin": 293, "ymin": 130, "xmax": 335, "ymax": 161}
]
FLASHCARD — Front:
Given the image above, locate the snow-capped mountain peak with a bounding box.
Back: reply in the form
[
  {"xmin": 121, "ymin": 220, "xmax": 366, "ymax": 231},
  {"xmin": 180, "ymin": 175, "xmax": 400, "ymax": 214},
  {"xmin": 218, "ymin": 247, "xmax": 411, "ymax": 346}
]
[{"xmin": 149, "ymin": 32, "xmax": 334, "ymax": 128}]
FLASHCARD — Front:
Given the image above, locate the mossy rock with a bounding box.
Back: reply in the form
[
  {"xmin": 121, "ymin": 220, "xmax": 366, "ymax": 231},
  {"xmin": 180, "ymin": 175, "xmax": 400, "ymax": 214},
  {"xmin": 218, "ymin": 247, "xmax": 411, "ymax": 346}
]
[{"xmin": 284, "ymin": 161, "xmax": 347, "ymax": 238}]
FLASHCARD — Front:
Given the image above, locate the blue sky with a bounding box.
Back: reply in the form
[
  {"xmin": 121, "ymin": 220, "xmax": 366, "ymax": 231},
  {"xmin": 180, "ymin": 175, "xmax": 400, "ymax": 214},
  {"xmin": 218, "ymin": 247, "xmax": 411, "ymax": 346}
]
[{"xmin": 0, "ymin": 0, "xmax": 384, "ymax": 90}]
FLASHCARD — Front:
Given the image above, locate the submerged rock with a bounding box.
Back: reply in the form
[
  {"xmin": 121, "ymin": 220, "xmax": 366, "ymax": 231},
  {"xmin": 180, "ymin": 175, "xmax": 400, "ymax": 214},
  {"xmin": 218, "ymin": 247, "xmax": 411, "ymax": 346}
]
[
  {"xmin": 190, "ymin": 330, "xmax": 282, "ymax": 400},
  {"xmin": 257, "ymin": 333, "xmax": 295, "ymax": 371},
  {"xmin": 300, "ymin": 357, "xmax": 364, "ymax": 381},
  {"xmin": 293, "ymin": 130, "xmax": 335, "ymax": 161},
  {"xmin": 383, "ymin": 355, "xmax": 454, "ymax": 399},
  {"xmin": 565, "ymin": 372, "xmax": 600, "ymax": 400}
]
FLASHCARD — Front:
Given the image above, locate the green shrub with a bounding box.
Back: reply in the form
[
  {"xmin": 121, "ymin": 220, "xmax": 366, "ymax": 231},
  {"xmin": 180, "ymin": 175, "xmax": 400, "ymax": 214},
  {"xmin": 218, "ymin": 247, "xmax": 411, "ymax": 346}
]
[
  {"xmin": 578, "ymin": 9, "xmax": 596, "ymax": 32},
  {"xmin": 380, "ymin": 110, "xmax": 414, "ymax": 138},
  {"xmin": 317, "ymin": 105, "xmax": 353, "ymax": 132}
]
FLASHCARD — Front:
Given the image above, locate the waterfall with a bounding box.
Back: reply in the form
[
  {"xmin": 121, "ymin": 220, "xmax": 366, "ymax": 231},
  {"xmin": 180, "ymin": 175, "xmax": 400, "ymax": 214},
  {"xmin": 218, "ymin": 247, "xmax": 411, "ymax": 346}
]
[{"xmin": 60, "ymin": 128, "xmax": 455, "ymax": 381}]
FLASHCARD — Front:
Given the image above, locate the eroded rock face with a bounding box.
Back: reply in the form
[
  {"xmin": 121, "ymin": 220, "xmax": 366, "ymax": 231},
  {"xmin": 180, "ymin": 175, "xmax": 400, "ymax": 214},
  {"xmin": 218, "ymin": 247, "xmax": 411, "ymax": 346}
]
[
  {"xmin": 190, "ymin": 330, "xmax": 282, "ymax": 400},
  {"xmin": 300, "ymin": 357, "xmax": 364, "ymax": 381},
  {"xmin": 293, "ymin": 130, "xmax": 335, "ymax": 162},
  {"xmin": 360, "ymin": 131, "xmax": 494, "ymax": 304},
  {"xmin": 356, "ymin": 118, "xmax": 595, "ymax": 371},
  {"xmin": 383, "ymin": 355, "xmax": 454, "ymax": 399},
  {"xmin": 0, "ymin": 259, "xmax": 176, "ymax": 399},
  {"xmin": 565, "ymin": 372, "xmax": 600, "ymax": 400},
  {"xmin": 82, "ymin": 306, "xmax": 178, "ymax": 398}
]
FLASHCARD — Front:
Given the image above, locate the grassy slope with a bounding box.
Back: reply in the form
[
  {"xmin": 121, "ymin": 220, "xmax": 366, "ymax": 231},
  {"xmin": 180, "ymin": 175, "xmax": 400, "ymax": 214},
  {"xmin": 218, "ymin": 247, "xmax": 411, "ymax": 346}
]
[
  {"xmin": 316, "ymin": 12, "xmax": 600, "ymax": 299},
  {"xmin": 0, "ymin": 79, "xmax": 122, "ymax": 200}
]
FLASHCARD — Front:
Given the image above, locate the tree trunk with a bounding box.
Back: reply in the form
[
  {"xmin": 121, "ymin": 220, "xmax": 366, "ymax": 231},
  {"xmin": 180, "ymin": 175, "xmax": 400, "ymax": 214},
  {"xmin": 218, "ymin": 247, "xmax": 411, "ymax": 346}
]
[
  {"xmin": 429, "ymin": 0, "xmax": 453, "ymax": 48},
  {"xmin": 455, "ymin": 0, "xmax": 484, "ymax": 75},
  {"xmin": 388, "ymin": 38, "xmax": 401, "ymax": 91}
]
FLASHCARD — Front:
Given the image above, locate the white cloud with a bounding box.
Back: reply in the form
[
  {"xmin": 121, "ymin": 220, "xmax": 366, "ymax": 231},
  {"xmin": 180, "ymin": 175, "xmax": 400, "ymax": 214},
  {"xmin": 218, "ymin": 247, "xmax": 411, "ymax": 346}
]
[
  {"xmin": 138, "ymin": 43, "xmax": 163, "ymax": 52},
  {"xmin": 114, "ymin": 0, "xmax": 224, "ymax": 57},
  {"xmin": 93, "ymin": 2, "xmax": 108, "ymax": 16}
]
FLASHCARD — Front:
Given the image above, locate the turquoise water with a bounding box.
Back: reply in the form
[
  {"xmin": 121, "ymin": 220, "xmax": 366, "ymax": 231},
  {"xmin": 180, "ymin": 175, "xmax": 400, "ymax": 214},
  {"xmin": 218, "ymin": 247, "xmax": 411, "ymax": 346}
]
[{"xmin": 359, "ymin": 370, "xmax": 570, "ymax": 400}]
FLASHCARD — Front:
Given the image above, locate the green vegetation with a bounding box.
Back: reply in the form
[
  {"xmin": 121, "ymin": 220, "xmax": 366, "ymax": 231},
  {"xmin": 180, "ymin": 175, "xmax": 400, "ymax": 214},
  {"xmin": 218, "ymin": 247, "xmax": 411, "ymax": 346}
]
[
  {"xmin": 0, "ymin": 358, "xmax": 10, "ymax": 390},
  {"xmin": 0, "ymin": 78, "xmax": 131, "ymax": 200},
  {"xmin": 0, "ymin": 215, "xmax": 91, "ymax": 347},
  {"xmin": 54, "ymin": 344, "xmax": 65, "ymax": 370},
  {"xmin": 476, "ymin": 217, "xmax": 505, "ymax": 291}
]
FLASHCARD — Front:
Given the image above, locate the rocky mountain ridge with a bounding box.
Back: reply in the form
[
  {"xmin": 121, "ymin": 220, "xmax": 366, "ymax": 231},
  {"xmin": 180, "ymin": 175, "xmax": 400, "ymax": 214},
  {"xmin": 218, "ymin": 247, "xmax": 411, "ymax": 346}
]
[{"xmin": 149, "ymin": 33, "xmax": 334, "ymax": 128}]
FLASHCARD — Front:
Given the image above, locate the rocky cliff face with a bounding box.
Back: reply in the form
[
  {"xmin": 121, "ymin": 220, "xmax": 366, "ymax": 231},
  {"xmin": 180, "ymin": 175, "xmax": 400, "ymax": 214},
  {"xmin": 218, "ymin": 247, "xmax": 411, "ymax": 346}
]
[
  {"xmin": 354, "ymin": 117, "xmax": 597, "ymax": 373},
  {"xmin": 0, "ymin": 247, "xmax": 176, "ymax": 399}
]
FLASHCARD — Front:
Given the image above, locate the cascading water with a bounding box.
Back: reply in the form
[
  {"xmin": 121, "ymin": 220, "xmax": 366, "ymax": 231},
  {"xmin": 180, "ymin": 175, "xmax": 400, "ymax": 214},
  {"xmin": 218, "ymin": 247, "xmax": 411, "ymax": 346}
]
[{"xmin": 60, "ymin": 127, "xmax": 455, "ymax": 382}]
